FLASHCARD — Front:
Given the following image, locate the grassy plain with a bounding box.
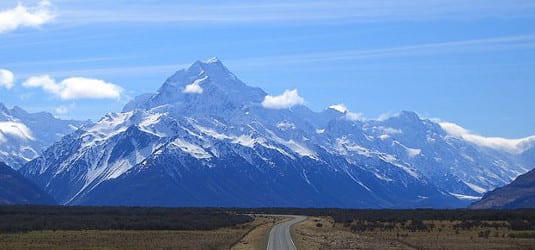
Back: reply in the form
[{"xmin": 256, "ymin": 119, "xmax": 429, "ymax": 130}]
[
  {"xmin": 0, "ymin": 229, "xmax": 241, "ymax": 250},
  {"xmin": 293, "ymin": 216, "xmax": 535, "ymax": 250},
  {"xmin": 0, "ymin": 206, "xmax": 257, "ymax": 250},
  {"xmin": 0, "ymin": 212, "xmax": 284, "ymax": 250},
  {"xmin": 0, "ymin": 219, "xmax": 268, "ymax": 250}
]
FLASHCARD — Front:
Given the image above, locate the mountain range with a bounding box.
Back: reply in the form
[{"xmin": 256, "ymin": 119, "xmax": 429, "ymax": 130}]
[
  {"xmin": 0, "ymin": 103, "xmax": 87, "ymax": 169},
  {"xmin": 9, "ymin": 58, "xmax": 535, "ymax": 208}
]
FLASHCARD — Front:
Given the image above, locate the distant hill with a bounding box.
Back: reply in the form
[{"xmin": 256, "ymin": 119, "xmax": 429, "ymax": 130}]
[
  {"xmin": 471, "ymin": 169, "xmax": 535, "ymax": 209},
  {"xmin": 0, "ymin": 162, "xmax": 55, "ymax": 205}
]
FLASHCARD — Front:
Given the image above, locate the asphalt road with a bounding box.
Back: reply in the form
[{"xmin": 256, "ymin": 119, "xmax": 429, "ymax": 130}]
[{"xmin": 266, "ymin": 215, "xmax": 307, "ymax": 250}]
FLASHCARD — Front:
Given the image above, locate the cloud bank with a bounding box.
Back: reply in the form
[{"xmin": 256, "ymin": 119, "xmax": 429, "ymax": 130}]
[
  {"xmin": 262, "ymin": 89, "xmax": 304, "ymax": 109},
  {"xmin": 0, "ymin": 0, "xmax": 54, "ymax": 34},
  {"xmin": 0, "ymin": 69, "xmax": 14, "ymax": 89},
  {"xmin": 23, "ymin": 75, "xmax": 123, "ymax": 100},
  {"xmin": 439, "ymin": 122, "xmax": 535, "ymax": 154}
]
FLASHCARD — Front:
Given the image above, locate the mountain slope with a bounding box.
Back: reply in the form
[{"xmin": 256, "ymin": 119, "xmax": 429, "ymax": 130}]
[
  {"xmin": 0, "ymin": 162, "xmax": 55, "ymax": 205},
  {"xmin": 0, "ymin": 104, "xmax": 88, "ymax": 169},
  {"xmin": 470, "ymin": 169, "xmax": 535, "ymax": 209},
  {"xmin": 21, "ymin": 58, "xmax": 534, "ymax": 208}
]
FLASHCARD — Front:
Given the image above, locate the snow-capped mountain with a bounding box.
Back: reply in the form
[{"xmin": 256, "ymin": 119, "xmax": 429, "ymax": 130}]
[
  {"xmin": 20, "ymin": 58, "xmax": 535, "ymax": 208},
  {"xmin": 0, "ymin": 104, "xmax": 88, "ymax": 169}
]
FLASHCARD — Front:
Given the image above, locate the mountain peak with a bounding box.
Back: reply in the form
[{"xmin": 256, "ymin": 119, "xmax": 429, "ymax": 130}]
[
  {"xmin": 398, "ymin": 111, "xmax": 421, "ymax": 121},
  {"xmin": 205, "ymin": 57, "xmax": 221, "ymax": 64},
  {"xmin": 189, "ymin": 57, "xmax": 228, "ymax": 75},
  {"xmin": 10, "ymin": 106, "xmax": 28, "ymax": 115},
  {"xmin": 165, "ymin": 57, "xmax": 235, "ymax": 89},
  {"xmin": 378, "ymin": 111, "xmax": 421, "ymax": 123},
  {"xmin": 123, "ymin": 58, "xmax": 266, "ymax": 113}
]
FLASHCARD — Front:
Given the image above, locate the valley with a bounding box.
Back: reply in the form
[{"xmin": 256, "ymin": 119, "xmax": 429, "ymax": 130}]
[{"xmin": 1, "ymin": 206, "xmax": 535, "ymax": 250}]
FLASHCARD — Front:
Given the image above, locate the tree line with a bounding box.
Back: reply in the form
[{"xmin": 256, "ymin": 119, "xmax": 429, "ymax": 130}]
[{"xmin": 0, "ymin": 205, "xmax": 252, "ymax": 233}]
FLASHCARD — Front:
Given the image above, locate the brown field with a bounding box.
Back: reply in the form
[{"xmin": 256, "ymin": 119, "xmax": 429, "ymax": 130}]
[
  {"xmin": 292, "ymin": 217, "xmax": 535, "ymax": 250},
  {"xmin": 0, "ymin": 216, "xmax": 271, "ymax": 250}
]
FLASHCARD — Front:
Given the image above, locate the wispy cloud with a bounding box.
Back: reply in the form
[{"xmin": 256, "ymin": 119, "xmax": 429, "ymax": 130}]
[
  {"xmin": 53, "ymin": 0, "xmax": 535, "ymax": 25},
  {"xmin": 10, "ymin": 35, "xmax": 535, "ymax": 78},
  {"xmin": 228, "ymin": 35, "xmax": 535, "ymax": 67},
  {"xmin": 0, "ymin": 0, "xmax": 54, "ymax": 33},
  {"xmin": 5, "ymin": 56, "xmax": 135, "ymax": 68}
]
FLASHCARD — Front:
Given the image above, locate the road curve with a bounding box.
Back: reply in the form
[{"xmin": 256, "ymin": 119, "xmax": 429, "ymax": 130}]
[{"xmin": 267, "ymin": 215, "xmax": 307, "ymax": 250}]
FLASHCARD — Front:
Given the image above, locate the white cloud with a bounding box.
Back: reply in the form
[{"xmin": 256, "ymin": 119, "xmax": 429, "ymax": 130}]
[
  {"xmin": 182, "ymin": 76, "xmax": 206, "ymax": 94},
  {"xmin": 328, "ymin": 104, "xmax": 348, "ymax": 113},
  {"xmin": 0, "ymin": 69, "xmax": 14, "ymax": 89},
  {"xmin": 262, "ymin": 89, "xmax": 304, "ymax": 109},
  {"xmin": 183, "ymin": 84, "xmax": 203, "ymax": 94},
  {"xmin": 439, "ymin": 121, "xmax": 535, "ymax": 154},
  {"xmin": 328, "ymin": 104, "xmax": 363, "ymax": 121},
  {"xmin": 23, "ymin": 75, "xmax": 123, "ymax": 100},
  {"xmin": 0, "ymin": 121, "xmax": 35, "ymax": 141},
  {"xmin": 0, "ymin": 1, "xmax": 54, "ymax": 34},
  {"xmin": 22, "ymin": 75, "xmax": 58, "ymax": 92}
]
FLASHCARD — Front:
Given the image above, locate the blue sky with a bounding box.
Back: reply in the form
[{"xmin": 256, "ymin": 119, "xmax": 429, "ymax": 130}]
[{"xmin": 0, "ymin": 0, "xmax": 534, "ymax": 138}]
